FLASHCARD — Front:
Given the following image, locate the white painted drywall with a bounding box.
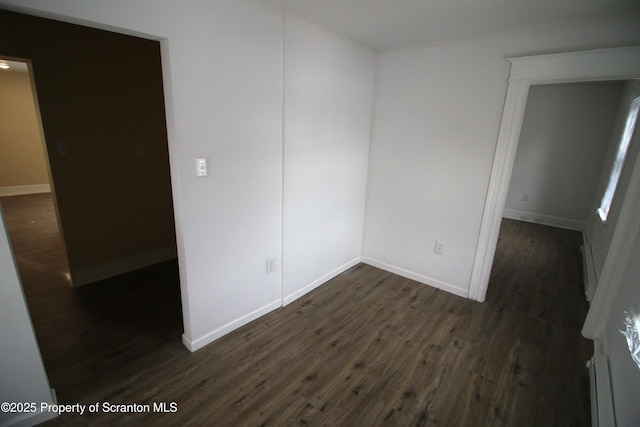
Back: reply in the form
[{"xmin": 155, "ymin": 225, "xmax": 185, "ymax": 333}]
[
  {"xmin": 504, "ymin": 82, "xmax": 623, "ymax": 228},
  {"xmin": 0, "ymin": 0, "xmax": 285, "ymax": 350},
  {"xmin": 0, "ymin": 0, "xmax": 376, "ymax": 353},
  {"xmin": 282, "ymin": 14, "xmax": 374, "ymax": 303},
  {"xmin": 0, "ymin": 212, "xmax": 56, "ymax": 427},
  {"xmin": 363, "ymin": 20, "xmax": 640, "ymax": 295},
  {"xmin": 602, "ymin": 223, "xmax": 640, "ymax": 426},
  {"xmin": 586, "ymin": 80, "xmax": 640, "ymax": 281}
]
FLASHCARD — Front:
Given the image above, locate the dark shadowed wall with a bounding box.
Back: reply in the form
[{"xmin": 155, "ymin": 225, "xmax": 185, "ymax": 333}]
[{"xmin": 0, "ymin": 10, "xmax": 176, "ymax": 283}]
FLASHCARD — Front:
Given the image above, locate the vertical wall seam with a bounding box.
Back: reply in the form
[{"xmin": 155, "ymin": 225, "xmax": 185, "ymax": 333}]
[
  {"xmin": 280, "ymin": 10, "xmax": 286, "ymax": 306},
  {"xmin": 361, "ymin": 49, "xmax": 380, "ymax": 259}
]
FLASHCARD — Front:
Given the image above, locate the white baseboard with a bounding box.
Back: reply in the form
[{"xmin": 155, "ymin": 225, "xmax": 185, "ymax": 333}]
[
  {"xmin": 71, "ymin": 246, "xmax": 177, "ymax": 287},
  {"xmin": 0, "ymin": 184, "xmax": 51, "ymax": 197},
  {"xmin": 361, "ymin": 257, "xmax": 468, "ymax": 298},
  {"xmin": 282, "ymin": 257, "xmax": 362, "ymax": 306},
  {"xmin": 503, "ymin": 208, "xmax": 585, "ymax": 231},
  {"xmin": 588, "ymin": 352, "xmax": 615, "ymax": 427},
  {"xmin": 183, "ymin": 299, "xmax": 281, "ymax": 352},
  {"xmin": 185, "ymin": 257, "xmax": 362, "ymax": 352}
]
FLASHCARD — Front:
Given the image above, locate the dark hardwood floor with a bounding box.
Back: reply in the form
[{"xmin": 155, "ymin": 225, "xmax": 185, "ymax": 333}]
[
  {"xmin": 0, "ymin": 194, "xmax": 183, "ymax": 402},
  {"xmin": 486, "ymin": 218, "xmax": 590, "ymax": 332},
  {"xmin": 1, "ymin": 195, "xmax": 592, "ymax": 426}
]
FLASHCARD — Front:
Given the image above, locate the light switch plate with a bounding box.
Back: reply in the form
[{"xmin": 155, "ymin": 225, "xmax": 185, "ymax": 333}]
[{"xmin": 196, "ymin": 158, "xmax": 208, "ymax": 177}]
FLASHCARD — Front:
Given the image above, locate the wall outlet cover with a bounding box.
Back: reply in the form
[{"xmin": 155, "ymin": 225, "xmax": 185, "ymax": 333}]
[{"xmin": 266, "ymin": 258, "xmax": 277, "ymax": 273}]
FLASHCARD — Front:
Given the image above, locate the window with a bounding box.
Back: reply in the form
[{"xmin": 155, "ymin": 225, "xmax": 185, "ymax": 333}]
[{"xmin": 597, "ymin": 96, "xmax": 640, "ymax": 222}]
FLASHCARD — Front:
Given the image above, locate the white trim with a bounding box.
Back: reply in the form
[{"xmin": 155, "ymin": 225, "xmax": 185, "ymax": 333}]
[
  {"xmin": 0, "ymin": 184, "xmax": 51, "ymax": 197},
  {"xmin": 182, "ymin": 299, "xmax": 281, "ymax": 352},
  {"xmin": 597, "ymin": 96, "xmax": 640, "ymax": 223},
  {"xmin": 508, "ymin": 46, "xmax": 640, "ymax": 84},
  {"xmin": 72, "ymin": 246, "xmax": 177, "ymax": 287},
  {"xmin": 469, "ymin": 80, "xmax": 529, "ymax": 301},
  {"xmin": 362, "ymin": 257, "xmax": 468, "ymax": 298},
  {"xmin": 282, "ymin": 257, "xmax": 361, "ymax": 306},
  {"xmin": 503, "ymin": 208, "xmax": 585, "ymax": 231},
  {"xmin": 588, "ymin": 352, "xmax": 615, "ymax": 427},
  {"xmin": 469, "ymin": 46, "xmax": 640, "ymax": 303}
]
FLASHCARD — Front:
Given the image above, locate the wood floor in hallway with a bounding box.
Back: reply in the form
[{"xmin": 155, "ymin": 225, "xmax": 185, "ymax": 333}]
[{"xmin": 1, "ymin": 195, "xmax": 592, "ymax": 426}]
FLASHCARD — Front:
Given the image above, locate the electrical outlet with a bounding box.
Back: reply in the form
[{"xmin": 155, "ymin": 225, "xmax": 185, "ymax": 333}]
[
  {"xmin": 266, "ymin": 258, "xmax": 277, "ymax": 273},
  {"xmin": 434, "ymin": 240, "xmax": 445, "ymax": 255},
  {"xmin": 522, "ymin": 193, "xmax": 529, "ymax": 202}
]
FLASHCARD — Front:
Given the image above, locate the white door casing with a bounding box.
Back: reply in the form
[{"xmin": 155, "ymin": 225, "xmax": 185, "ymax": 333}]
[{"xmin": 468, "ymin": 46, "xmax": 640, "ymax": 335}]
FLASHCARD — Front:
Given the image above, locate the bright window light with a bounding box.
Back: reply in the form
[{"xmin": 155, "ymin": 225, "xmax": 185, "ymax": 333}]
[{"xmin": 597, "ymin": 96, "xmax": 640, "ymax": 222}]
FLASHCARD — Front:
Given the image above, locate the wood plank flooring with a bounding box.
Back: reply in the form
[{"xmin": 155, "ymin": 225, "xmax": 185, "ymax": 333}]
[
  {"xmin": 486, "ymin": 218, "xmax": 589, "ymax": 331},
  {"xmin": 1, "ymin": 196, "xmax": 592, "ymax": 426},
  {"xmin": 0, "ymin": 194, "xmax": 183, "ymax": 401}
]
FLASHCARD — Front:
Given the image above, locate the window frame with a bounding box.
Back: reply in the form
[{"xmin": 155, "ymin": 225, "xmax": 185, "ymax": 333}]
[{"xmin": 597, "ymin": 96, "xmax": 640, "ymax": 223}]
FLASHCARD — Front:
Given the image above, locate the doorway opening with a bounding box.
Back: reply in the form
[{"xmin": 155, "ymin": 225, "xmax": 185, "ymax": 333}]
[
  {"xmin": 469, "ymin": 47, "xmax": 640, "ymax": 306},
  {"xmin": 0, "ymin": 10, "xmax": 183, "ymax": 403},
  {"xmin": 484, "ymin": 80, "xmax": 626, "ymax": 323},
  {"xmin": 0, "ymin": 56, "xmax": 72, "ymax": 281}
]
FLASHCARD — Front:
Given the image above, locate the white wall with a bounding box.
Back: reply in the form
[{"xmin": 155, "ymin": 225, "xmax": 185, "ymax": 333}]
[
  {"xmin": 0, "ymin": 0, "xmax": 376, "ymax": 358},
  {"xmin": 363, "ymin": 19, "xmax": 640, "ymax": 296},
  {"xmin": 282, "ymin": 14, "xmax": 375, "ymax": 304},
  {"xmin": 0, "ymin": 212, "xmax": 56, "ymax": 426},
  {"xmin": 504, "ymin": 82, "xmax": 623, "ymax": 230},
  {"xmin": 586, "ymin": 80, "xmax": 640, "ymax": 281}
]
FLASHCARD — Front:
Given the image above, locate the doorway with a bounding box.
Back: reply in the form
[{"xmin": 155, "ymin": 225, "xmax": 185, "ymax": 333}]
[
  {"xmin": 468, "ymin": 46, "xmax": 640, "ymax": 305},
  {"xmin": 0, "ymin": 10, "xmax": 182, "ymax": 402},
  {"xmin": 0, "ymin": 56, "xmax": 72, "ymax": 284},
  {"xmin": 484, "ymin": 81, "xmax": 625, "ymax": 316}
]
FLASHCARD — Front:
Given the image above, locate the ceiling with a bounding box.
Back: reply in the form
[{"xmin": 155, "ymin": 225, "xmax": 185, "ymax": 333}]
[{"xmin": 252, "ymin": 0, "xmax": 640, "ymax": 50}]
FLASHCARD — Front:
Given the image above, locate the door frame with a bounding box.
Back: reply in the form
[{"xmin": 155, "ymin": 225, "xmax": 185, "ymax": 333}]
[{"xmin": 468, "ymin": 46, "xmax": 640, "ymax": 328}]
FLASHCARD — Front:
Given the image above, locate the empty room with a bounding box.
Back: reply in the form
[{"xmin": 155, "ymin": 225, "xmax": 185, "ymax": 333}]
[{"xmin": 1, "ymin": 1, "xmax": 640, "ymax": 426}]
